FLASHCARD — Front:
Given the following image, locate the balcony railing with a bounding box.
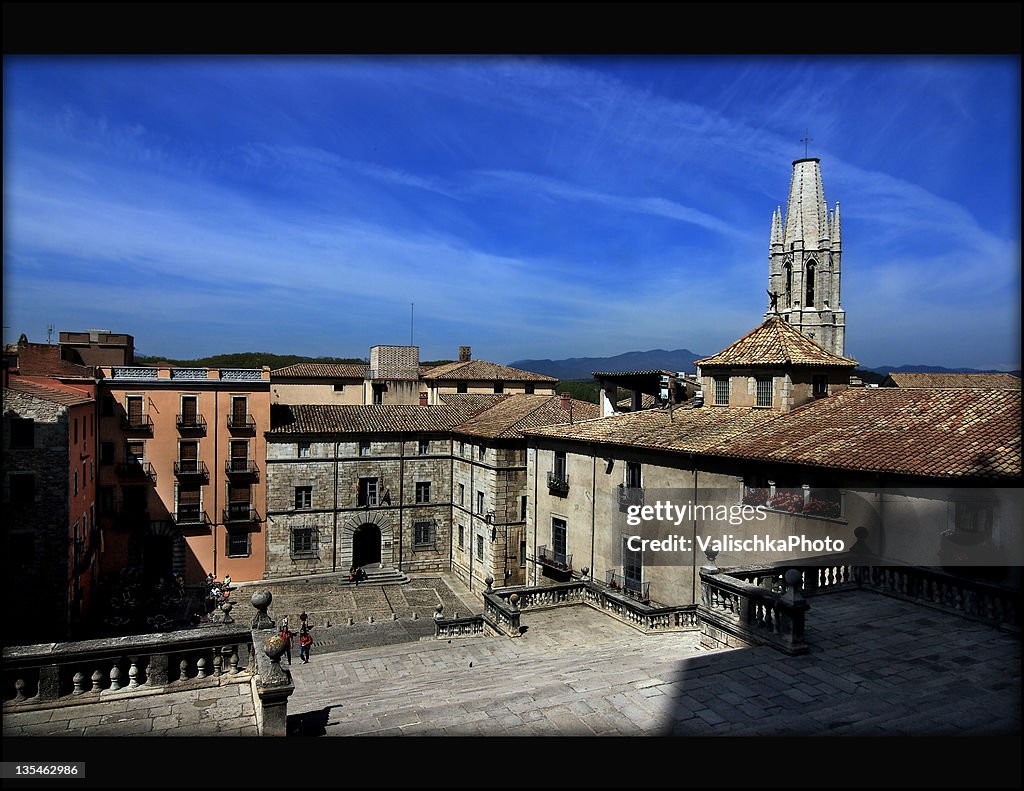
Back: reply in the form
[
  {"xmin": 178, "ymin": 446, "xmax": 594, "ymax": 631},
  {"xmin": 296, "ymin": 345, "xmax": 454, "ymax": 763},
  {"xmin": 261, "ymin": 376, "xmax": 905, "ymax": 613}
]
[
  {"xmin": 227, "ymin": 415, "xmax": 256, "ymax": 431},
  {"xmin": 537, "ymin": 545, "xmax": 572, "ymax": 572},
  {"xmin": 117, "ymin": 461, "xmax": 156, "ymax": 483},
  {"xmin": 225, "ymin": 459, "xmax": 259, "ymax": 478},
  {"xmin": 174, "ymin": 460, "xmax": 209, "ymax": 479},
  {"xmin": 176, "ymin": 413, "xmax": 207, "ymax": 432},
  {"xmin": 618, "ymin": 484, "xmax": 644, "ymax": 511},
  {"xmin": 547, "ymin": 471, "xmax": 569, "ymax": 495},
  {"xmin": 605, "ymin": 570, "xmax": 650, "ymax": 603},
  {"xmin": 121, "ymin": 414, "xmax": 153, "ymax": 432},
  {"xmin": 224, "ymin": 503, "xmax": 259, "ymax": 523},
  {"xmin": 173, "ymin": 507, "xmax": 210, "ymax": 527}
]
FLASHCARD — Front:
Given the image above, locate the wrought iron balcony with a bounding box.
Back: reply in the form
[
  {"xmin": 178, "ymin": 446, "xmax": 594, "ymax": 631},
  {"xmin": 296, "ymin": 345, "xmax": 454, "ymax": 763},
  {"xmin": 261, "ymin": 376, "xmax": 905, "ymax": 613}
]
[
  {"xmin": 227, "ymin": 414, "xmax": 256, "ymax": 431},
  {"xmin": 605, "ymin": 570, "xmax": 650, "ymax": 603},
  {"xmin": 547, "ymin": 471, "xmax": 569, "ymax": 495},
  {"xmin": 173, "ymin": 507, "xmax": 210, "ymax": 527},
  {"xmin": 117, "ymin": 461, "xmax": 156, "ymax": 483},
  {"xmin": 618, "ymin": 484, "xmax": 644, "ymax": 511},
  {"xmin": 225, "ymin": 459, "xmax": 259, "ymax": 478},
  {"xmin": 176, "ymin": 413, "xmax": 207, "ymax": 432},
  {"xmin": 174, "ymin": 459, "xmax": 209, "ymax": 479},
  {"xmin": 224, "ymin": 503, "xmax": 260, "ymax": 523},
  {"xmin": 120, "ymin": 414, "xmax": 153, "ymax": 432},
  {"xmin": 537, "ymin": 545, "xmax": 572, "ymax": 571}
]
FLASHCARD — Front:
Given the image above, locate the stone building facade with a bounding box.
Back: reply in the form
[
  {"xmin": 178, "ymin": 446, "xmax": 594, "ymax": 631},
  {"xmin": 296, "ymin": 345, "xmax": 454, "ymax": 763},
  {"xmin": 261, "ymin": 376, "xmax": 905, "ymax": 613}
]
[{"xmin": 3, "ymin": 379, "xmax": 98, "ymax": 641}]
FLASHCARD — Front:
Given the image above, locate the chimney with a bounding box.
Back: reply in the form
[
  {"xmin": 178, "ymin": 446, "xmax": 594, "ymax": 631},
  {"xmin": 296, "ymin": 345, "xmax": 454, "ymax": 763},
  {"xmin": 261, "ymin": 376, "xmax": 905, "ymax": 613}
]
[
  {"xmin": 419, "ymin": 392, "xmax": 428, "ymax": 406},
  {"xmin": 459, "ymin": 346, "xmax": 472, "ymax": 362},
  {"xmin": 560, "ymin": 392, "xmax": 571, "ymax": 409}
]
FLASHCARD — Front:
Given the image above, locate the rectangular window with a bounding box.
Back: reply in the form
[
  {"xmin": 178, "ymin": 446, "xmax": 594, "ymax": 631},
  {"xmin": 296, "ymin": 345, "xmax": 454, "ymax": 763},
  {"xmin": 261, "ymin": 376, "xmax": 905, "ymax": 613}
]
[
  {"xmin": 714, "ymin": 377, "xmax": 730, "ymax": 406},
  {"xmin": 358, "ymin": 477, "xmax": 378, "ymax": 507},
  {"xmin": 100, "ymin": 442, "xmax": 115, "ymax": 465},
  {"xmin": 458, "ymin": 483, "xmax": 465, "ymax": 506},
  {"xmin": 493, "ymin": 382, "xmax": 504, "ymax": 394},
  {"xmin": 477, "ymin": 491, "xmax": 484, "ymax": 513},
  {"xmin": 623, "ymin": 535, "xmax": 643, "ymax": 588},
  {"xmin": 179, "ymin": 440, "xmax": 199, "ymax": 472},
  {"xmin": 126, "ymin": 440, "xmax": 145, "ymax": 465},
  {"xmin": 458, "ymin": 524, "xmax": 465, "ymax": 550},
  {"xmin": 9, "ymin": 418, "xmax": 34, "ymax": 449},
  {"xmin": 295, "ymin": 486, "xmax": 312, "ymax": 509},
  {"xmin": 553, "ymin": 451, "xmax": 567, "ymax": 479},
  {"xmin": 73, "ymin": 418, "xmax": 78, "ymax": 445},
  {"xmin": 476, "ymin": 533, "xmax": 484, "ymax": 561},
  {"xmin": 9, "ymin": 473, "xmax": 35, "ymax": 505},
  {"xmin": 756, "ymin": 377, "xmax": 773, "ymax": 407},
  {"xmin": 292, "ymin": 527, "xmax": 316, "ymax": 556},
  {"xmin": 229, "ymin": 440, "xmax": 248, "ymax": 471},
  {"xmin": 414, "ymin": 521, "xmax": 434, "ymax": 547},
  {"xmin": 418, "ymin": 439, "xmax": 429, "ymax": 455},
  {"xmin": 520, "ymin": 539, "xmax": 527, "ymax": 567},
  {"xmin": 525, "ymin": 383, "xmax": 534, "ymax": 395},
  {"xmin": 90, "ymin": 460, "xmax": 94, "ymax": 481},
  {"xmin": 298, "ymin": 441, "xmax": 311, "ymax": 458},
  {"xmin": 552, "ymin": 517, "xmax": 567, "ymax": 563},
  {"xmin": 227, "ymin": 529, "xmax": 251, "ymax": 557},
  {"xmin": 479, "ymin": 444, "xmax": 486, "ymax": 460},
  {"xmin": 813, "ymin": 375, "xmax": 829, "ymax": 397},
  {"xmin": 231, "ymin": 396, "xmax": 248, "ymax": 426},
  {"xmin": 180, "ymin": 395, "xmax": 198, "ymax": 425},
  {"xmin": 332, "ymin": 383, "xmax": 345, "ymax": 392},
  {"xmin": 359, "ymin": 441, "xmax": 371, "ymax": 456},
  {"xmin": 456, "ymin": 381, "xmax": 468, "ymax": 394},
  {"xmin": 459, "ymin": 441, "xmax": 466, "ymax": 457},
  {"xmin": 625, "ymin": 461, "xmax": 642, "ymax": 489},
  {"xmin": 415, "ymin": 481, "xmax": 431, "ymax": 503},
  {"xmin": 177, "ymin": 485, "xmax": 202, "ymax": 522},
  {"xmin": 126, "ymin": 395, "xmax": 144, "ymax": 426},
  {"xmin": 74, "ymin": 470, "xmax": 79, "ymax": 496},
  {"xmin": 520, "ymin": 495, "xmax": 528, "ymax": 521}
]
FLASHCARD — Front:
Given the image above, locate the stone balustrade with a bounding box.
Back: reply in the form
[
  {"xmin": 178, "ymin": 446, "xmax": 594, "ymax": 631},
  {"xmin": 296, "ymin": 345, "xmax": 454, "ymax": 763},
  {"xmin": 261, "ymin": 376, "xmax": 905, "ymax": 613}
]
[
  {"xmin": 434, "ymin": 615, "xmax": 488, "ymax": 638},
  {"xmin": 698, "ymin": 568, "xmax": 809, "ymax": 655}
]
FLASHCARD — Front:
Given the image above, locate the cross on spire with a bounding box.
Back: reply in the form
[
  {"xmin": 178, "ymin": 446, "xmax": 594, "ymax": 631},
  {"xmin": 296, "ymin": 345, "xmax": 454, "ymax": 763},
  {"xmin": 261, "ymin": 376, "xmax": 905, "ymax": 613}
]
[{"xmin": 801, "ymin": 128, "xmax": 813, "ymax": 158}]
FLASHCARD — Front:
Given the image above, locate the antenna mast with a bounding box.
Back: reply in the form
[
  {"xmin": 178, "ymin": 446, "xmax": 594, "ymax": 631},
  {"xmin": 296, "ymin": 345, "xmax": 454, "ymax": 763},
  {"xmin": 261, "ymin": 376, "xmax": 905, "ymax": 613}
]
[{"xmin": 410, "ymin": 302, "xmax": 414, "ymax": 345}]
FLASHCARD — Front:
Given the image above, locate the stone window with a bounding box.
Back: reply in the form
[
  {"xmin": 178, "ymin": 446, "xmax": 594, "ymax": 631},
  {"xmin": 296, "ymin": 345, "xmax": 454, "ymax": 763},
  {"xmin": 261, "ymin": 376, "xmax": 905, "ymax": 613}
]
[
  {"xmin": 298, "ymin": 442, "xmax": 311, "ymax": 458},
  {"xmin": 458, "ymin": 483, "xmax": 465, "ymax": 506},
  {"xmin": 227, "ymin": 528, "xmax": 251, "ymax": 557},
  {"xmin": 714, "ymin": 377, "xmax": 730, "ymax": 406},
  {"xmin": 476, "ymin": 533, "xmax": 484, "ymax": 561},
  {"xmin": 74, "ymin": 470, "xmax": 79, "ymax": 496},
  {"xmin": 73, "ymin": 417, "xmax": 78, "ymax": 445},
  {"xmin": 459, "ymin": 441, "xmax": 466, "ymax": 457},
  {"xmin": 479, "ymin": 444, "xmax": 486, "ymax": 460},
  {"xmin": 551, "ymin": 517, "xmax": 567, "ymax": 562},
  {"xmin": 521, "ymin": 495, "xmax": 528, "ymax": 521},
  {"xmin": 418, "ymin": 439, "xmax": 429, "ymax": 455},
  {"xmin": 806, "ymin": 261, "xmax": 816, "ymax": 307},
  {"xmin": 458, "ymin": 524, "xmax": 465, "ymax": 550},
  {"xmin": 359, "ymin": 441, "xmax": 371, "ymax": 456},
  {"xmin": 813, "ymin": 375, "xmax": 828, "ymax": 397},
  {"xmin": 494, "ymin": 381, "xmax": 504, "ymax": 394},
  {"xmin": 358, "ymin": 477, "xmax": 378, "ymax": 507},
  {"xmin": 477, "ymin": 491, "xmax": 484, "ymax": 513},
  {"xmin": 520, "ymin": 539, "xmax": 527, "ymax": 567},
  {"xmin": 415, "ymin": 481, "xmax": 431, "ymax": 503},
  {"xmin": 333, "ymin": 384, "xmax": 345, "ymax": 392},
  {"xmin": 756, "ymin": 377, "xmax": 773, "ymax": 408},
  {"xmin": 456, "ymin": 381, "xmax": 468, "ymax": 394},
  {"xmin": 291, "ymin": 527, "xmax": 317, "ymax": 557},
  {"xmin": 295, "ymin": 486, "xmax": 312, "ymax": 509},
  {"xmin": 414, "ymin": 521, "xmax": 434, "ymax": 547},
  {"xmin": 9, "ymin": 418, "xmax": 34, "ymax": 449},
  {"xmin": 525, "ymin": 383, "xmax": 534, "ymax": 395},
  {"xmin": 9, "ymin": 473, "xmax": 35, "ymax": 506}
]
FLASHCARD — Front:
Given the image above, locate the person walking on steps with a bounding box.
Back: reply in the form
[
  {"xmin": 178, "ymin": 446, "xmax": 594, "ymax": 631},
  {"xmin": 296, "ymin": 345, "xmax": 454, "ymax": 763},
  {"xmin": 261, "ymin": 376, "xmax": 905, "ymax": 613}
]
[
  {"xmin": 299, "ymin": 624, "xmax": 313, "ymax": 663},
  {"xmin": 279, "ymin": 618, "xmax": 296, "ymax": 665}
]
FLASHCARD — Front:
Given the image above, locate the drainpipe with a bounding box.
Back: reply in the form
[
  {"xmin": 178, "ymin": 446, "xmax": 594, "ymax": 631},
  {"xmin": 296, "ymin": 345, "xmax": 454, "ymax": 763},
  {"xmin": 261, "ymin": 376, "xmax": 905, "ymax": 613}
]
[
  {"xmin": 590, "ymin": 445, "xmax": 596, "ymax": 581},
  {"xmin": 213, "ymin": 388, "xmax": 219, "ymax": 580},
  {"xmin": 332, "ymin": 439, "xmax": 339, "ymax": 573}
]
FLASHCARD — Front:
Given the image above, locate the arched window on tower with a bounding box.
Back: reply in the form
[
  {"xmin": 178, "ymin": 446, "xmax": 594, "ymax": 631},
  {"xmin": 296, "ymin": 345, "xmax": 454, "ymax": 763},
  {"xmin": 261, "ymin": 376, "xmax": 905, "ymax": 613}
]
[
  {"xmin": 805, "ymin": 261, "xmax": 816, "ymax": 308},
  {"xmin": 784, "ymin": 262, "xmax": 792, "ymax": 307}
]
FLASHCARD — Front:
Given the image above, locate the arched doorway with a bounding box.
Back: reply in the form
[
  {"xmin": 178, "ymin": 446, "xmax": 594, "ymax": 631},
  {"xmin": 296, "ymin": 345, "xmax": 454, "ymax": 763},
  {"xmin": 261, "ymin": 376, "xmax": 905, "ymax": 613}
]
[{"xmin": 352, "ymin": 523, "xmax": 382, "ymax": 568}]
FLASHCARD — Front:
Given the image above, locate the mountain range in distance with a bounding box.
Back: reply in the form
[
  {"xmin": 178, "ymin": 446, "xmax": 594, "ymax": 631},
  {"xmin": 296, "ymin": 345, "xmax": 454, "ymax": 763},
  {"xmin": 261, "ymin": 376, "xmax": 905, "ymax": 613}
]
[{"xmin": 507, "ymin": 349, "xmax": 1022, "ymax": 382}]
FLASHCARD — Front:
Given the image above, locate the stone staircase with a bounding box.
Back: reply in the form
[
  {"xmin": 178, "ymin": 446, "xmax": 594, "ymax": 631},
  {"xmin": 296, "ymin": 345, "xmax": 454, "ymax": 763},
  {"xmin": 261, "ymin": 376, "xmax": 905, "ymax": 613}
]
[{"xmin": 340, "ymin": 565, "xmax": 409, "ymax": 587}]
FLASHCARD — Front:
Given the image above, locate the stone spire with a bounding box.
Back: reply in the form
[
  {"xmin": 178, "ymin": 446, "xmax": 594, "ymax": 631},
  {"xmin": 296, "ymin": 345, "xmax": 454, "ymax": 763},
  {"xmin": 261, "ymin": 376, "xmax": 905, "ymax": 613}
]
[
  {"xmin": 770, "ymin": 205, "xmax": 783, "ymax": 248},
  {"xmin": 831, "ymin": 201, "xmax": 841, "ymax": 251},
  {"xmin": 783, "ymin": 158, "xmax": 828, "ymax": 247}
]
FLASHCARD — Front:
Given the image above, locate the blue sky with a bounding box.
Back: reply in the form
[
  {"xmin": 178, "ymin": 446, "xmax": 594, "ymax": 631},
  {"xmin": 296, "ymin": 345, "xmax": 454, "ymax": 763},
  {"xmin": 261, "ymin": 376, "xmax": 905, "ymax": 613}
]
[{"xmin": 3, "ymin": 56, "xmax": 1020, "ymax": 370}]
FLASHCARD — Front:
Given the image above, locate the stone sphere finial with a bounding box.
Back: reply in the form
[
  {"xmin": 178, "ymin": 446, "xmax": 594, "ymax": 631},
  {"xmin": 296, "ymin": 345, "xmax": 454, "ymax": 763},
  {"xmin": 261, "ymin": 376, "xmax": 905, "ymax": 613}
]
[
  {"xmin": 508, "ymin": 593, "xmax": 520, "ymax": 610},
  {"xmin": 784, "ymin": 569, "xmax": 803, "ymax": 589},
  {"xmin": 263, "ymin": 634, "xmax": 287, "ymax": 663},
  {"xmin": 250, "ymin": 589, "xmax": 275, "ymax": 630},
  {"xmin": 220, "ymin": 601, "xmax": 234, "ymax": 624},
  {"xmin": 484, "ymin": 576, "xmax": 494, "ymax": 593}
]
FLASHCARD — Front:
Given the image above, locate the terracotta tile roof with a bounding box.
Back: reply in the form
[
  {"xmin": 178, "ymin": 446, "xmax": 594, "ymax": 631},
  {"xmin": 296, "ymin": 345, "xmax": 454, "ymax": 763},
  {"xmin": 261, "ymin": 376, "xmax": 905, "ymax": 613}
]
[
  {"xmin": 616, "ymin": 393, "xmax": 659, "ymax": 410},
  {"xmin": 421, "ymin": 359, "xmax": 557, "ymax": 382},
  {"xmin": 527, "ymin": 404, "xmax": 778, "ymax": 454},
  {"xmin": 4, "ymin": 379, "xmax": 93, "ymax": 407},
  {"xmin": 593, "ymin": 369, "xmax": 676, "ymax": 378},
  {"xmin": 885, "ymin": 372, "xmax": 1021, "ymax": 389},
  {"xmin": 696, "ymin": 316, "xmax": 858, "ymax": 368},
  {"xmin": 717, "ymin": 387, "xmax": 1021, "ymax": 480},
  {"xmin": 530, "ymin": 388, "xmax": 1020, "ymax": 481},
  {"xmin": 268, "ymin": 399, "xmax": 497, "ymax": 435},
  {"xmin": 438, "ymin": 394, "xmax": 509, "ymax": 412},
  {"xmin": 271, "ymin": 363, "xmax": 369, "ymax": 378},
  {"xmin": 454, "ymin": 395, "xmax": 600, "ymax": 439}
]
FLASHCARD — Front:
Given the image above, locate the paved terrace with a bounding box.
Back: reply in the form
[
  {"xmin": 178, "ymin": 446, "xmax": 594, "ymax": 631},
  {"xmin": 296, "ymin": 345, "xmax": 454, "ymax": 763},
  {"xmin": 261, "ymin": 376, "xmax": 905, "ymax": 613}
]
[{"xmin": 4, "ymin": 575, "xmax": 1019, "ymax": 739}]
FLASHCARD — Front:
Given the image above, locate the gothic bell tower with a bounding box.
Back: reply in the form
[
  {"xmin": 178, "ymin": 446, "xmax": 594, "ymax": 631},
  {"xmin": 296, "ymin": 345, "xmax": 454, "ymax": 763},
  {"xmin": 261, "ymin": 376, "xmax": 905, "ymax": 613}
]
[{"xmin": 765, "ymin": 157, "xmax": 845, "ymax": 356}]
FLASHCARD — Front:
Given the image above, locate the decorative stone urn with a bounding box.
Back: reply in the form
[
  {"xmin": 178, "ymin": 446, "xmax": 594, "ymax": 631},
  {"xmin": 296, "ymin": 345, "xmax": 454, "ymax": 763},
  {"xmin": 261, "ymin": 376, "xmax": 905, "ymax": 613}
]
[{"xmin": 251, "ymin": 590, "xmax": 275, "ymax": 630}]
